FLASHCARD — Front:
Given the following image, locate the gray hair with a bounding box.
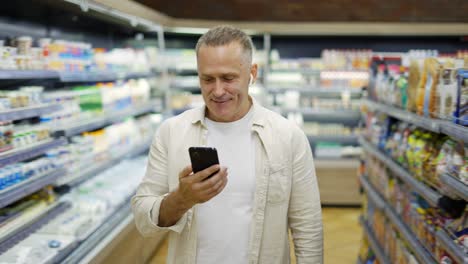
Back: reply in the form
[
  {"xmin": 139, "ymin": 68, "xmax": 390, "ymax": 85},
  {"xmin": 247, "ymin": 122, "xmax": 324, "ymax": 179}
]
[{"xmin": 195, "ymin": 25, "xmax": 254, "ymax": 64}]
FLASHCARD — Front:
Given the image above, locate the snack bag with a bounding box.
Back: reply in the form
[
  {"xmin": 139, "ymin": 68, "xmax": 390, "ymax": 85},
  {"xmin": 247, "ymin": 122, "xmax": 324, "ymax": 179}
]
[
  {"xmin": 375, "ymin": 65, "xmax": 386, "ymax": 102},
  {"xmin": 397, "ymin": 124, "xmax": 411, "ymax": 167},
  {"xmin": 421, "ymin": 58, "xmax": 441, "ymax": 117},
  {"xmin": 385, "ymin": 123, "xmax": 400, "ymax": 159},
  {"xmin": 406, "ymin": 130, "xmax": 419, "ymax": 172},
  {"xmin": 396, "ymin": 69, "xmax": 409, "ymax": 109},
  {"xmin": 436, "ymin": 68, "xmax": 458, "ymax": 120},
  {"xmin": 416, "ymin": 59, "xmax": 429, "ymax": 115},
  {"xmin": 412, "ymin": 132, "xmax": 428, "ymax": 180},
  {"xmin": 408, "ymin": 60, "xmax": 421, "ymax": 112},
  {"xmin": 387, "ymin": 64, "xmax": 401, "ymax": 106},
  {"xmin": 460, "ymin": 157, "xmax": 468, "ymax": 185},
  {"xmin": 436, "ymin": 139, "xmax": 457, "ymax": 199},
  {"xmin": 454, "ymin": 69, "xmax": 468, "ymax": 126},
  {"xmin": 423, "ymin": 135, "xmax": 445, "ymax": 188},
  {"xmin": 447, "ymin": 143, "xmax": 466, "ymax": 180}
]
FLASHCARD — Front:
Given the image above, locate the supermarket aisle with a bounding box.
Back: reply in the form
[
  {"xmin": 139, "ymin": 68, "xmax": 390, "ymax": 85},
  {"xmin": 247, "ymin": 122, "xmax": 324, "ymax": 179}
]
[
  {"xmin": 150, "ymin": 207, "xmax": 362, "ymax": 264},
  {"xmin": 322, "ymin": 208, "xmax": 362, "ymax": 263}
]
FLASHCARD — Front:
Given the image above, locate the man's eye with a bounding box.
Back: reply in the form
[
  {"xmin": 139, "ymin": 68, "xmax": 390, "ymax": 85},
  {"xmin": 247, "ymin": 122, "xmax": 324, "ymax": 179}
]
[
  {"xmin": 223, "ymin": 76, "xmax": 235, "ymax": 81},
  {"xmin": 203, "ymin": 78, "xmax": 214, "ymax": 82}
]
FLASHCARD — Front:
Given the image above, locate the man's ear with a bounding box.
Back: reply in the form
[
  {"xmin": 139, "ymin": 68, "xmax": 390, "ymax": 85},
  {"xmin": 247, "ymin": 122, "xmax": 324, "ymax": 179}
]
[{"xmin": 249, "ymin": 63, "xmax": 258, "ymax": 85}]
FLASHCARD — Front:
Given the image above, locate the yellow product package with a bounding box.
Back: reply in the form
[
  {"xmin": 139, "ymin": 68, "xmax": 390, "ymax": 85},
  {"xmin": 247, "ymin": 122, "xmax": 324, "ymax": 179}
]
[
  {"xmin": 417, "ymin": 58, "xmax": 441, "ymax": 117},
  {"xmin": 413, "ymin": 132, "xmax": 430, "ymax": 181},
  {"xmin": 423, "ymin": 136, "xmax": 445, "ymax": 189},
  {"xmin": 407, "ymin": 60, "xmax": 421, "ymax": 112}
]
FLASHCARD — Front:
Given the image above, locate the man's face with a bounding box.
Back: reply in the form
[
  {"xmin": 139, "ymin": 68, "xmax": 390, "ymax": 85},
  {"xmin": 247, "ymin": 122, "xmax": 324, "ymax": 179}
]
[{"xmin": 197, "ymin": 42, "xmax": 256, "ymax": 122}]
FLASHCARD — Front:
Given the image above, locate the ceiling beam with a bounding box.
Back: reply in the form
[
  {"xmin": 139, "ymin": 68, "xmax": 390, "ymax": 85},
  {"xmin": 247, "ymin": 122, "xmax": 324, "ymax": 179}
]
[
  {"xmin": 93, "ymin": 0, "xmax": 171, "ymax": 26},
  {"xmin": 168, "ymin": 19, "xmax": 468, "ymax": 36},
  {"xmin": 87, "ymin": 0, "xmax": 468, "ymax": 36}
]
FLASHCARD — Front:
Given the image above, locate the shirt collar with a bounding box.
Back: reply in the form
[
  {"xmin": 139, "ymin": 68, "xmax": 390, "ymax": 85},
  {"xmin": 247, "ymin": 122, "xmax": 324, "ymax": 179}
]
[{"xmin": 190, "ymin": 96, "xmax": 265, "ymax": 128}]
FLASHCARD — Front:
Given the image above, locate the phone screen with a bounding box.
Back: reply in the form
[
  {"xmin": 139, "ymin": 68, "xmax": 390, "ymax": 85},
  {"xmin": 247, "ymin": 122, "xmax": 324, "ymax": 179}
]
[{"xmin": 189, "ymin": 147, "xmax": 220, "ymax": 174}]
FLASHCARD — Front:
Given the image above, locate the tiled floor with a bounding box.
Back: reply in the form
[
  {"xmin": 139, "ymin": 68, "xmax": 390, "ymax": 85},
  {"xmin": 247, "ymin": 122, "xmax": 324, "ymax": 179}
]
[{"xmin": 150, "ymin": 207, "xmax": 362, "ymax": 264}]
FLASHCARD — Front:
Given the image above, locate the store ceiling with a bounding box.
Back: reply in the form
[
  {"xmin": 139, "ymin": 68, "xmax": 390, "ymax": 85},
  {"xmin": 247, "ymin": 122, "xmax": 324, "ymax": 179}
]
[{"xmin": 134, "ymin": 0, "xmax": 468, "ymax": 22}]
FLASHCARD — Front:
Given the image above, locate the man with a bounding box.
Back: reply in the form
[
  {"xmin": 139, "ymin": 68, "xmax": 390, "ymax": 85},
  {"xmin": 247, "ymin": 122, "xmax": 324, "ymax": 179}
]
[{"xmin": 131, "ymin": 25, "xmax": 323, "ymax": 264}]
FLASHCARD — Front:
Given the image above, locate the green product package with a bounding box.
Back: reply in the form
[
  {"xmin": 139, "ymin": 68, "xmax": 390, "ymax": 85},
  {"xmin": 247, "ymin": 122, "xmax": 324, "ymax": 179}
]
[
  {"xmin": 73, "ymin": 85, "xmax": 103, "ymax": 112},
  {"xmin": 396, "ymin": 74, "xmax": 409, "ymax": 109},
  {"xmin": 406, "ymin": 130, "xmax": 423, "ymax": 176}
]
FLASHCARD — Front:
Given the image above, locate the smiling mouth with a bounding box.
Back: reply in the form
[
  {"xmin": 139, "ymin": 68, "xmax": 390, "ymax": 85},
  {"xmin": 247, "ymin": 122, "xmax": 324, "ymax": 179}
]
[{"xmin": 212, "ymin": 99, "xmax": 231, "ymax": 104}]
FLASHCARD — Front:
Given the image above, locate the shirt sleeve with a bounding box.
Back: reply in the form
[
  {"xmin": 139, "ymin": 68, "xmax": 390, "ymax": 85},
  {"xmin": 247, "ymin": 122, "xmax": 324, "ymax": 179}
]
[
  {"xmin": 288, "ymin": 127, "xmax": 324, "ymax": 263},
  {"xmin": 131, "ymin": 122, "xmax": 189, "ymax": 237}
]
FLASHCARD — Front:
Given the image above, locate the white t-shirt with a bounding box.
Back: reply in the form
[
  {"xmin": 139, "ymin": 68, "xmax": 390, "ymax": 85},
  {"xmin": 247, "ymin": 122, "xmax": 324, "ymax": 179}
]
[{"xmin": 196, "ymin": 108, "xmax": 256, "ymax": 264}]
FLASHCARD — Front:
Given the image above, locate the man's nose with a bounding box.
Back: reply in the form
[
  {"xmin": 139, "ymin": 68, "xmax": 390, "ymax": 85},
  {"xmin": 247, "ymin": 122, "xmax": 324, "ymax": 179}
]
[{"xmin": 213, "ymin": 79, "xmax": 225, "ymax": 97}]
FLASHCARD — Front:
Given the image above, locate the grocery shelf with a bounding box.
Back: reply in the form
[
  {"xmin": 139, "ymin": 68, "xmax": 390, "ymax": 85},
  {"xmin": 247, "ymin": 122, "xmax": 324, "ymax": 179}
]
[
  {"xmin": 363, "ymin": 99, "xmax": 468, "ymax": 143},
  {"xmin": 52, "ymin": 117, "xmax": 108, "ymax": 137},
  {"xmin": 385, "ymin": 204, "xmax": 437, "ymax": 263},
  {"xmin": 0, "ymin": 201, "xmax": 71, "ymax": 254},
  {"xmin": 269, "ymin": 69, "xmax": 369, "ymax": 76},
  {"xmin": 125, "ymin": 71, "xmax": 154, "ymax": 79},
  {"xmin": 359, "ymin": 137, "xmax": 441, "ymax": 207},
  {"xmin": 361, "ymin": 174, "xmax": 437, "ymax": 264},
  {"xmin": 439, "ymin": 174, "xmax": 468, "ymax": 201},
  {"xmin": 320, "ymin": 70, "xmax": 370, "ymax": 80},
  {"xmin": 439, "ymin": 122, "xmax": 468, "ymax": 144},
  {"xmin": 267, "ymin": 87, "xmax": 362, "ymax": 98},
  {"xmin": 359, "ymin": 217, "xmax": 392, "ymax": 264},
  {"xmin": 320, "ymin": 69, "xmax": 370, "ymax": 73},
  {"xmin": 0, "ymin": 104, "xmax": 62, "ymax": 122},
  {"xmin": 58, "ymin": 158, "xmax": 120, "ymax": 188},
  {"xmin": 106, "ymin": 101, "xmax": 161, "ymax": 124},
  {"xmin": 59, "ymin": 71, "xmax": 116, "ymax": 82},
  {"xmin": 52, "ymin": 101, "xmax": 160, "ymax": 137},
  {"xmin": 283, "ymin": 108, "xmax": 361, "ymax": 124},
  {"xmin": 0, "ymin": 168, "xmax": 67, "ymax": 208},
  {"xmin": 359, "ymin": 175, "xmax": 386, "ymax": 210},
  {"xmin": 0, "ymin": 138, "xmax": 67, "ymax": 168},
  {"xmin": 365, "ymin": 99, "xmax": 468, "ymax": 142},
  {"xmin": 57, "ymin": 141, "xmax": 150, "ymax": 187},
  {"xmin": 307, "ymin": 135, "xmax": 359, "ymax": 145},
  {"xmin": 168, "ymin": 69, "xmax": 198, "ymax": 75},
  {"xmin": 58, "ymin": 71, "xmax": 154, "ymax": 82},
  {"xmin": 314, "ymin": 159, "xmax": 360, "ymax": 169},
  {"xmin": 172, "ymin": 85, "xmax": 200, "ymax": 93},
  {"xmin": 364, "ymin": 99, "xmax": 441, "ymax": 133},
  {"xmin": 0, "ymin": 70, "xmax": 154, "ymax": 83},
  {"xmin": 0, "ymin": 70, "xmax": 59, "ymax": 80},
  {"xmin": 125, "ymin": 141, "xmax": 151, "ymax": 158},
  {"xmin": 59, "ymin": 202, "xmax": 132, "ymax": 264},
  {"xmin": 435, "ymin": 229, "xmax": 468, "ymax": 264},
  {"xmin": 269, "ymin": 69, "xmax": 321, "ymax": 75}
]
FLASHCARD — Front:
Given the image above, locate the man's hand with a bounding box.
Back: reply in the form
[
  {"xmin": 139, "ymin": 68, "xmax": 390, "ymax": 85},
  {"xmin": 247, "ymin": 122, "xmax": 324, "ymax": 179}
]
[
  {"xmin": 177, "ymin": 164, "xmax": 228, "ymax": 209},
  {"xmin": 157, "ymin": 164, "xmax": 228, "ymax": 227}
]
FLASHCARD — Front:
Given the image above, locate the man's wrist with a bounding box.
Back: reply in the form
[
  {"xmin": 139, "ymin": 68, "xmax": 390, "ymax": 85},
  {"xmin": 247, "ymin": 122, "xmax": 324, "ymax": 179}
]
[{"xmin": 173, "ymin": 189, "xmax": 194, "ymax": 212}]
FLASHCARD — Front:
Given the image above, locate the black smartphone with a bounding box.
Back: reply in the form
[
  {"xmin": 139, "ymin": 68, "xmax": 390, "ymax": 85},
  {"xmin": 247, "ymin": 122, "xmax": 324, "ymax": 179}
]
[{"xmin": 189, "ymin": 147, "xmax": 220, "ymax": 176}]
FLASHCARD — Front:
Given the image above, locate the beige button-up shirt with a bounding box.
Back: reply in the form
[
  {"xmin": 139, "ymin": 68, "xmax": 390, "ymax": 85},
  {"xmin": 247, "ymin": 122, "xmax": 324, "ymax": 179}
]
[{"xmin": 131, "ymin": 99, "xmax": 323, "ymax": 264}]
